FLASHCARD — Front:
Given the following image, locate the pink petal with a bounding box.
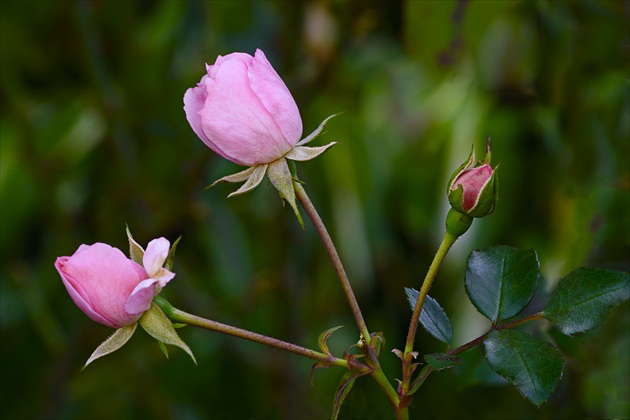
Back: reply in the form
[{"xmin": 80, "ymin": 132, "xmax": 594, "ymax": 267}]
[
  {"xmin": 184, "ymin": 76, "xmax": 211, "ymax": 145},
  {"xmin": 249, "ymin": 49, "xmax": 302, "ymax": 146},
  {"xmin": 125, "ymin": 278, "xmax": 159, "ymax": 314},
  {"xmin": 55, "ymin": 256, "xmax": 117, "ymax": 328},
  {"xmin": 151, "ymin": 267, "xmax": 175, "ymax": 289},
  {"xmin": 56, "ymin": 243, "xmax": 149, "ymax": 328},
  {"xmin": 143, "ymin": 237, "xmax": 170, "ymax": 278},
  {"xmin": 454, "ymin": 164, "xmax": 493, "ymax": 211}
]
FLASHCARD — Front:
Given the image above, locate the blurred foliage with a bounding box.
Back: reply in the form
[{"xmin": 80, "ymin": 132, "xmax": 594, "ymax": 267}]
[{"xmin": 1, "ymin": 0, "xmax": 628, "ymax": 419}]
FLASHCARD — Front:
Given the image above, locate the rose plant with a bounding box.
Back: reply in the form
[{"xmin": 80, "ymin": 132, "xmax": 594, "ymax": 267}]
[{"xmin": 56, "ymin": 49, "xmax": 629, "ymax": 419}]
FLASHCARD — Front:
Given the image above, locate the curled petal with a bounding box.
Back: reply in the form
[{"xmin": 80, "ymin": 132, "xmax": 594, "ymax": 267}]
[
  {"xmin": 143, "ymin": 238, "xmax": 170, "ymax": 278},
  {"xmin": 125, "ymin": 278, "xmax": 160, "ymax": 315}
]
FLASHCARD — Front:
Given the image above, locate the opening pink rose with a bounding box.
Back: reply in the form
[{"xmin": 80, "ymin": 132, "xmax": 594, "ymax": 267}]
[{"xmin": 55, "ymin": 239, "xmax": 174, "ymax": 328}]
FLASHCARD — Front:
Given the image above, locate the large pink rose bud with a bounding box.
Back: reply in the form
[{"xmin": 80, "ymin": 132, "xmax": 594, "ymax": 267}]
[
  {"xmin": 447, "ymin": 137, "xmax": 498, "ymax": 219},
  {"xmin": 184, "ymin": 48, "xmax": 303, "ymax": 166},
  {"xmin": 55, "ymin": 239, "xmax": 174, "ymax": 328}
]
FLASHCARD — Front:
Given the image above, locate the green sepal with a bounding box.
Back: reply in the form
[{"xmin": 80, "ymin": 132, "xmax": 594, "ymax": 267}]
[
  {"xmin": 447, "ymin": 145, "xmax": 476, "ymax": 193},
  {"xmin": 83, "ymin": 323, "xmax": 137, "ymax": 370},
  {"xmin": 296, "ymin": 113, "xmax": 340, "ymax": 146},
  {"xmin": 285, "ymin": 143, "xmax": 337, "ymax": 161},
  {"xmin": 317, "ymin": 325, "xmax": 344, "ymax": 356},
  {"xmin": 139, "ymin": 302, "xmax": 196, "ymax": 364},
  {"xmin": 164, "ymin": 235, "xmax": 181, "ymax": 272},
  {"xmin": 158, "ymin": 341, "xmax": 169, "ymax": 359},
  {"xmin": 267, "ymin": 158, "xmax": 304, "ymax": 228},
  {"xmin": 445, "ymin": 208, "xmax": 473, "ymax": 238},
  {"xmin": 126, "ymin": 225, "xmax": 144, "ymax": 265}
]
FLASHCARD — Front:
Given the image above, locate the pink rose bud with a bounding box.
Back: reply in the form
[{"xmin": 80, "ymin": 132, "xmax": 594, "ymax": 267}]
[
  {"xmin": 184, "ymin": 48, "xmax": 303, "ymax": 166},
  {"xmin": 447, "ymin": 137, "xmax": 498, "ymax": 218},
  {"xmin": 55, "ymin": 241, "xmax": 174, "ymax": 328}
]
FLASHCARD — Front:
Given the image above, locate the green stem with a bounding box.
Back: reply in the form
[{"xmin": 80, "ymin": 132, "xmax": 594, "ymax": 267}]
[
  {"xmin": 398, "ymin": 231, "xmax": 457, "ymax": 401},
  {"xmin": 404, "ymin": 232, "xmax": 458, "ymax": 355},
  {"xmin": 408, "ymin": 312, "xmax": 545, "ymax": 392},
  {"xmin": 154, "ymin": 296, "xmax": 352, "ymax": 369},
  {"xmin": 294, "ymin": 182, "xmax": 370, "ymax": 341}
]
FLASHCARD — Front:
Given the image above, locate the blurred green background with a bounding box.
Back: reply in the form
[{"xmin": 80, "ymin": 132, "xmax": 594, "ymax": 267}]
[{"xmin": 1, "ymin": 1, "xmax": 628, "ymax": 419}]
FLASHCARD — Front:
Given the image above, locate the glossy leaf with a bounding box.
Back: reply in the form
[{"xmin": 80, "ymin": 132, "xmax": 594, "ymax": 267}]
[
  {"xmin": 405, "ymin": 288, "xmax": 453, "ymax": 345},
  {"xmin": 542, "ymin": 268, "xmax": 630, "ymax": 335},
  {"xmin": 484, "ymin": 329, "xmax": 564, "ymax": 406},
  {"xmin": 465, "ymin": 246, "xmax": 539, "ymax": 322}
]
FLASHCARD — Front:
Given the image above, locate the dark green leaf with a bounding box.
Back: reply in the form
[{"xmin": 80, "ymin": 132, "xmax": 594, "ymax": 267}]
[
  {"xmin": 424, "ymin": 353, "xmax": 461, "ymax": 370},
  {"xmin": 542, "ymin": 268, "xmax": 630, "ymax": 335},
  {"xmin": 465, "ymin": 246, "xmax": 539, "ymax": 322},
  {"xmin": 331, "ymin": 371, "xmax": 361, "ymax": 420},
  {"xmin": 484, "ymin": 330, "xmax": 564, "ymax": 406},
  {"xmin": 405, "ymin": 288, "xmax": 453, "ymax": 345}
]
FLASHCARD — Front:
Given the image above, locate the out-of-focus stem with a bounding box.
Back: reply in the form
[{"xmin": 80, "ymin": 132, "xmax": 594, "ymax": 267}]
[
  {"xmin": 293, "ymin": 182, "xmax": 403, "ymax": 413},
  {"xmin": 294, "ymin": 182, "xmax": 370, "ymax": 341}
]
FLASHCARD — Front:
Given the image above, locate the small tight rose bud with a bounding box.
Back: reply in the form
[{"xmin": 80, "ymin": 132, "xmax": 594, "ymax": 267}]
[{"xmin": 447, "ymin": 137, "xmax": 498, "ymax": 218}]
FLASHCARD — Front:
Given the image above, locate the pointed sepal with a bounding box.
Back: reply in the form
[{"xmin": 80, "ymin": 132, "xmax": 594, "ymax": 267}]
[
  {"xmin": 285, "ymin": 143, "xmax": 337, "ymax": 161},
  {"xmin": 296, "ymin": 113, "xmax": 340, "ymax": 146},
  {"xmin": 317, "ymin": 325, "xmax": 344, "ymax": 356},
  {"xmin": 139, "ymin": 302, "xmax": 196, "ymax": 364},
  {"xmin": 208, "ymin": 164, "xmax": 269, "ymax": 198},
  {"xmin": 83, "ymin": 323, "xmax": 137, "ymax": 369},
  {"xmin": 267, "ymin": 158, "xmax": 303, "ymax": 228},
  {"xmin": 164, "ymin": 236, "xmax": 181, "ymax": 272},
  {"xmin": 126, "ymin": 226, "xmax": 144, "ymax": 265}
]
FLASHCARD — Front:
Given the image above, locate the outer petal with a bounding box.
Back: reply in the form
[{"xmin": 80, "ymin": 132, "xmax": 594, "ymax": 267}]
[
  {"xmin": 125, "ymin": 278, "xmax": 159, "ymax": 314},
  {"xmin": 56, "ymin": 243, "xmax": 149, "ymax": 328},
  {"xmin": 249, "ymin": 49, "xmax": 302, "ymax": 146},
  {"xmin": 199, "ymin": 58, "xmax": 292, "ymax": 165},
  {"xmin": 55, "ymin": 256, "xmax": 115, "ymax": 327},
  {"xmin": 183, "ymin": 75, "xmax": 211, "ymax": 145}
]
